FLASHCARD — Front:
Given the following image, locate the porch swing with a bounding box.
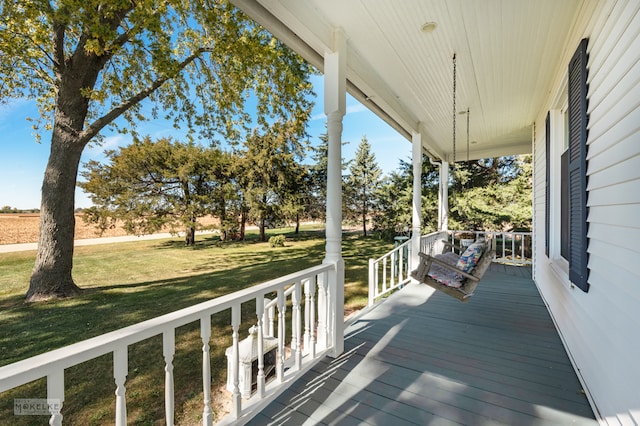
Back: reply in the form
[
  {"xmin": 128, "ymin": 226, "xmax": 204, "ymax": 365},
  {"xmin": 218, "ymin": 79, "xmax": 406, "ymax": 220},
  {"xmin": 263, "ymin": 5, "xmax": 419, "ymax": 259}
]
[{"xmin": 411, "ymin": 54, "xmax": 495, "ymax": 302}]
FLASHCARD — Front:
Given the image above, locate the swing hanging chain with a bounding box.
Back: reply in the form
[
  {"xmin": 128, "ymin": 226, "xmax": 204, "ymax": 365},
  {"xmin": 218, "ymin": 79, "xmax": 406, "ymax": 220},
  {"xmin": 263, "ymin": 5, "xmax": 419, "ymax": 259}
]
[
  {"xmin": 467, "ymin": 107, "xmax": 470, "ymax": 161},
  {"xmin": 452, "ymin": 53, "xmax": 457, "ymax": 166}
]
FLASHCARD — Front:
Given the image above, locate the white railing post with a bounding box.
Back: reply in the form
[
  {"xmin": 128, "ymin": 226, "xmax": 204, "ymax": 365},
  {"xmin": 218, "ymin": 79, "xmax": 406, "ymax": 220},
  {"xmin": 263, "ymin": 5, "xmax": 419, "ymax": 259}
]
[
  {"xmin": 163, "ymin": 330, "xmax": 175, "ymax": 426},
  {"xmin": 230, "ymin": 305, "xmax": 241, "ymax": 419},
  {"xmin": 47, "ymin": 370, "xmax": 64, "ymax": 426},
  {"xmin": 276, "ymin": 288, "xmax": 286, "ymax": 382},
  {"xmin": 368, "ymin": 258, "xmax": 375, "ymax": 306},
  {"xmin": 303, "ymin": 279, "xmax": 311, "ymax": 352},
  {"xmin": 200, "ymin": 316, "xmax": 212, "ymax": 426},
  {"xmin": 255, "ymin": 296, "xmax": 266, "ymax": 399},
  {"xmin": 316, "ymin": 272, "xmax": 328, "ymax": 350},
  {"xmin": 308, "ymin": 277, "xmax": 317, "ymax": 358},
  {"xmin": 114, "ymin": 346, "xmax": 128, "ymax": 426},
  {"xmin": 390, "ymin": 251, "xmax": 396, "ymax": 287},
  {"xmin": 293, "ymin": 282, "xmax": 302, "ymax": 370},
  {"xmin": 382, "ymin": 257, "xmax": 387, "ymax": 291}
]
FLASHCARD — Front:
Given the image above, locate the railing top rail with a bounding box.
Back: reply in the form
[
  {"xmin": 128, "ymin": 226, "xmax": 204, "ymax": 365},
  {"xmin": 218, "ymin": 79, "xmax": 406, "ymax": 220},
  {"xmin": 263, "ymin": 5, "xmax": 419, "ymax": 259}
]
[
  {"xmin": 448, "ymin": 230, "xmax": 532, "ymax": 236},
  {"xmin": 372, "ymin": 238, "xmax": 412, "ymax": 263},
  {"xmin": 0, "ymin": 262, "xmax": 334, "ymax": 393}
]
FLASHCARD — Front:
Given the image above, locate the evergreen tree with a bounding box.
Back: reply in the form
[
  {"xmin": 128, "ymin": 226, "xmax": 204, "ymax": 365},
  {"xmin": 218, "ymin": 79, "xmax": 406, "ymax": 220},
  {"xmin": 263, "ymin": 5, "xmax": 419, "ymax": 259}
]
[
  {"xmin": 373, "ymin": 156, "xmax": 440, "ymax": 238},
  {"xmin": 345, "ymin": 136, "xmax": 382, "ymax": 236},
  {"xmin": 237, "ymin": 121, "xmax": 307, "ymax": 241},
  {"xmin": 80, "ymin": 137, "xmax": 227, "ymax": 245},
  {"xmin": 308, "ymin": 129, "xmax": 349, "ymax": 221},
  {"xmin": 449, "ymin": 155, "xmax": 532, "ymax": 231}
]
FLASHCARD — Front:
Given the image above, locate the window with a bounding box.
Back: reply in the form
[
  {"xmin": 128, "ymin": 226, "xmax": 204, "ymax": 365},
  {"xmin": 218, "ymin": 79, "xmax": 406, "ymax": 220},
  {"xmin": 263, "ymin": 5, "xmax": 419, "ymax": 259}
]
[
  {"xmin": 561, "ymin": 109, "xmax": 569, "ymax": 261},
  {"xmin": 545, "ymin": 38, "xmax": 589, "ymax": 292}
]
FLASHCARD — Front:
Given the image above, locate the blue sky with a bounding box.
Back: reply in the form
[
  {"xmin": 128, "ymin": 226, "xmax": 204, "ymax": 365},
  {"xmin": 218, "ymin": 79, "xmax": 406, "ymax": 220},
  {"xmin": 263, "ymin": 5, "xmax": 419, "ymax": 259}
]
[{"xmin": 0, "ymin": 74, "xmax": 411, "ymax": 210}]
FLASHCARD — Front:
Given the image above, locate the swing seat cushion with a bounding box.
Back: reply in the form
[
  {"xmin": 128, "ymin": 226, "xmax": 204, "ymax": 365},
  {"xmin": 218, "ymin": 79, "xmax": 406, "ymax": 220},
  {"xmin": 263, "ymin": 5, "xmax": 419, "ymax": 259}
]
[
  {"xmin": 425, "ymin": 243, "xmax": 486, "ymax": 288},
  {"xmin": 455, "ymin": 242, "xmax": 484, "ymax": 273},
  {"xmin": 427, "ymin": 252, "xmax": 465, "ymax": 288}
]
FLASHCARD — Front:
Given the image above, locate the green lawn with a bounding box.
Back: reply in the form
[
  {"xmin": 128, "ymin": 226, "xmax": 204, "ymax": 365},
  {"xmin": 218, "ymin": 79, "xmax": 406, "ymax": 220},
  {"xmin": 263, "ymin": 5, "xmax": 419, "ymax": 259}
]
[{"xmin": 0, "ymin": 226, "xmax": 392, "ymax": 425}]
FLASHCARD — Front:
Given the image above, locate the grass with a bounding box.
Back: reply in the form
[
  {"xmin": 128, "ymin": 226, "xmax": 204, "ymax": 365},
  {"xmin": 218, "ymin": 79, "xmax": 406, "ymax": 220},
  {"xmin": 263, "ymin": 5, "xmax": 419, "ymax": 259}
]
[{"xmin": 0, "ymin": 226, "xmax": 392, "ymax": 425}]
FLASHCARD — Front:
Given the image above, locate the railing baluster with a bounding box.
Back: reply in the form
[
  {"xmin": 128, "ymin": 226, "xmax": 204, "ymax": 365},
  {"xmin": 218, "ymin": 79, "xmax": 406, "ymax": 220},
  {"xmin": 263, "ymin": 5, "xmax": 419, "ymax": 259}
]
[
  {"xmin": 114, "ymin": 346, "xmax": 128, "ymax": 426},
  {"xmin": 163, "ymin": 330, "xmax": 175, "ymax": 426},
  {"xmin": 47, "ymin": 370, "xmax": 64, "ymax": 426},
  {"xmin": 200, "ymin": 316, "xmax": 212, "ymax": 426},
  {"xmin": 263, "ymin": 298, "xmax": 275, "ymax": 338},
  {"xmin": 308, "ymin": 276, "xmax": 317, "ymax": 358},
  {"xmin": 317, "ymin": 273, "xmax": 328, "ymax": 350},
  {"xmin": 293, "ymin": 281, "xmax": 302, "ymax": 370},
  {"xmin": 390, "ymin": 251, "xmax": 396, "ymax": 286},
  {"xmin": 401, "ymin": 246, "xmax": 406, "ymax": 282},
  {"xmin": 276, "ymin": 288, "xmax": 286, "ymax": 381},
  {"xmin": 230, "ymin": 305, "xmax": 241, "ymax": 418},
  {"xmin": 255, "ymin": 296, "xmax": 266, "ymax": 399},
  {"xmin": 325, "ymin": 272, "xmax": 334, "ymax": 352},
  {"xmin": 368, "ymin": 258, "xmax": 375, "ymax": 306},
  {"xmin": 303, "ymin": 279, "xmax": 311, "ymax": 352},
  {"xmin": 382, "ymin": 257, "xmax": 388, "ymax": 293}
]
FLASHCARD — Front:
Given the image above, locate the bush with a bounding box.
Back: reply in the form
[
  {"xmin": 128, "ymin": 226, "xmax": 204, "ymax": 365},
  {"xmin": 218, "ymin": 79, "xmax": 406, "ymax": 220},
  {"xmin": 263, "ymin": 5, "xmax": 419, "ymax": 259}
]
[{"xmin": 269, "ymin": 235, "xmax": 286, "ymax": 248}]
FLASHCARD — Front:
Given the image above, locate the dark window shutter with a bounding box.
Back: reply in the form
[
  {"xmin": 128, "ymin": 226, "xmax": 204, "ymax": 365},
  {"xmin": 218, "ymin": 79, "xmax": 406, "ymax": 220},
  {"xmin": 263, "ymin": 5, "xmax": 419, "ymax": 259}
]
[
  {"xmin": 567, "ymin": 38, "xmax": 589, "ymax": 292},
  {"xmin": 545, "ymin": 112, "xmax": 551, "ymax": 257}
]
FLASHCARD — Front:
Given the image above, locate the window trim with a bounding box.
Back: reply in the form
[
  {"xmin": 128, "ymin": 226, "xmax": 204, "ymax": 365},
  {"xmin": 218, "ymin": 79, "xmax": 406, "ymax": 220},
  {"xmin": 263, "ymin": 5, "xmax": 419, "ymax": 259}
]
[{"xmin": 544, "ymin": 38, "xmax": 590, "ymax": 293}]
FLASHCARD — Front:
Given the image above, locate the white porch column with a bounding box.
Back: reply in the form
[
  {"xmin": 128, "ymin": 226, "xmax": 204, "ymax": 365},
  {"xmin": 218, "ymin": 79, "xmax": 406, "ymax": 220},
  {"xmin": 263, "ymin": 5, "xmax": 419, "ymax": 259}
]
[
  {"xmin": 323, "ymin": 29, "xmax": 346, "ymax": 358},
  {"xmin": 439, "ymin": 161, "xmax": 449, "ymax": 231},
  {"xmin": 411, "ymin": 131, "xmax": 422, "ymax": 270}
]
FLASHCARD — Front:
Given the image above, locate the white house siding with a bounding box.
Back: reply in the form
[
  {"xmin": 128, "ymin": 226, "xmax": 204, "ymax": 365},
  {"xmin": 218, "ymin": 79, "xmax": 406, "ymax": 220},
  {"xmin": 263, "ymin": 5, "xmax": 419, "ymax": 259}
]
[{"xmin": 533, "ymin": 1, "xmax": 640, "ymax": 424}]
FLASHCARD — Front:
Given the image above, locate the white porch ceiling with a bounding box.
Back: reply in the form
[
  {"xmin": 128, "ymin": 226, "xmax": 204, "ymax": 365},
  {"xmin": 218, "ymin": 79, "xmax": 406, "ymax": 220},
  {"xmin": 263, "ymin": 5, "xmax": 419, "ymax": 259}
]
[{"xmin": 231, "ymin": 0, "xmax": 590, "ymax": 161}]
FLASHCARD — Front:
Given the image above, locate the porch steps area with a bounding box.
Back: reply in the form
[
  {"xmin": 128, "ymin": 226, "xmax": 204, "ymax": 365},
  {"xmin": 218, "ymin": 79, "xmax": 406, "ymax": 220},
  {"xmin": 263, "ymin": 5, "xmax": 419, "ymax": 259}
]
[{"xmin": 246, "ymin": 265, "xmax": 596, "ymax": 425}]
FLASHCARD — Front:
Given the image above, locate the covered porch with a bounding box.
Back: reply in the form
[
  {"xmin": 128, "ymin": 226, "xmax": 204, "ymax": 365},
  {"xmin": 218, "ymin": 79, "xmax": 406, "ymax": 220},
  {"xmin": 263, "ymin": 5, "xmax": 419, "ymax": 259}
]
[{"xmin": 247, "ymin": 264, "xmax": 596, "ymax": 425}]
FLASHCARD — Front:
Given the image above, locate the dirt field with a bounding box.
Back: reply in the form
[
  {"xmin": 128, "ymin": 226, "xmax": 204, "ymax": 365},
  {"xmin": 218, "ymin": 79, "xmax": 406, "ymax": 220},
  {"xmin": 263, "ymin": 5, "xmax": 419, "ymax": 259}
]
[{"xmin": 0, "ymin": 214, "xmax": 219, "ymax": 245}]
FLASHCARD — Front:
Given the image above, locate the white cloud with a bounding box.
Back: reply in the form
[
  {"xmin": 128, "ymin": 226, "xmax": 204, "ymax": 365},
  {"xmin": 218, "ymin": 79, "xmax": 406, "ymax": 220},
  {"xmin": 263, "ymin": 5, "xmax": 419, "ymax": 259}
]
[
  {"xmin": 346, "ymin": 103, "xmax": 368, "ymax": 115},
  {"xmin": 84, "ymin": 134, "xmax": 130, "ymax": 156},
  {"xmin": 310, "ymin": 102, "xmax": 368, "ymax": 122}
]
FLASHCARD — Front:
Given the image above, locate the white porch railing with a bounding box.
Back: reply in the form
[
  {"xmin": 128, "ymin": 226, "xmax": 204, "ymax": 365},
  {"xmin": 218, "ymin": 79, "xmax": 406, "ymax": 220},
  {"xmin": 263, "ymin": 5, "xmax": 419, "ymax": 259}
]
[
  {"xmin": 446, "ymin": 230, "xmax": 533, "ymax": 265},
  {"xmin": 0, "ymin": 263, "xmax": 338, "ymax": 426},
  {"xmin": 368, "ymin": 229, "xmax": 532, "ymax": 306},
  {"xmin": 368, "ymin": 231, "xmax": 447, "ymax": 306}
]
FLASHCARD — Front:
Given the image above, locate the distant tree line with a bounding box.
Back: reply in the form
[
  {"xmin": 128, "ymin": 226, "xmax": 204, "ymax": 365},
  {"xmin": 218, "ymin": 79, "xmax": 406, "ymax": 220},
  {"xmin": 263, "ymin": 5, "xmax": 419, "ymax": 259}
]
[
  {"xmin": 80, "ymin": 129, "xmax": 532, "ymax": 245},
  {"xmin": 0, "ymin": 206, "xmax": 40, "ymax": 214}
]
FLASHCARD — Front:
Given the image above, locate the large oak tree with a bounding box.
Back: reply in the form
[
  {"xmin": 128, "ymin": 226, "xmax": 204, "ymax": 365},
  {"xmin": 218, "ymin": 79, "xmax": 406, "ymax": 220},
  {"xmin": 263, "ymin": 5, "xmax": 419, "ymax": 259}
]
[{"xmin": 0, "ymin": 1, "xmax": 313, "ymax": 300}]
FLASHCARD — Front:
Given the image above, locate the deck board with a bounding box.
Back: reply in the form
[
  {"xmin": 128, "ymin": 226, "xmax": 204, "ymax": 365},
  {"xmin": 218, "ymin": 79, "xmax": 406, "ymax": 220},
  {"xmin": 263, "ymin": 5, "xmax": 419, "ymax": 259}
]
[{"xmin": 246, "ymin": 265, "xmax": 596, "ymax": 425}]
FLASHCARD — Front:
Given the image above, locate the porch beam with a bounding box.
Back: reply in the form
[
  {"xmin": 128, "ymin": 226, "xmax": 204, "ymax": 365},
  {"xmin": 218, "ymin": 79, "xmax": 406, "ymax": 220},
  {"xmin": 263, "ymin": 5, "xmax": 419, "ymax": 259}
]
[
  {"xmin": 323, "ymin": 28, "xmax": 346, "ymax": 358},
  {"xmin": 411, "ymin": 131, "xmax": 422, "ymax": 270}
]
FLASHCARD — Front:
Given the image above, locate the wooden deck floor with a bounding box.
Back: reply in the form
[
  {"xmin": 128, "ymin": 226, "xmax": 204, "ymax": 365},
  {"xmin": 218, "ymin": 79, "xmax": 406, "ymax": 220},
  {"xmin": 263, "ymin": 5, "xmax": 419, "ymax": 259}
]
[{"xmin": 247, "ymin": 265, "xmax": 597, "ymax": 425}]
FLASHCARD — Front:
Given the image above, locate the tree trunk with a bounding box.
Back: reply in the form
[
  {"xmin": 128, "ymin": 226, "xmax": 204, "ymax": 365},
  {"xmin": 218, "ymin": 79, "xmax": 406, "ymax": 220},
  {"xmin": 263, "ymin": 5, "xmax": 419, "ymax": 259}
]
[
  {"xmin": 185, "ymin": 226, "xmax": 196, "ymax": 245},
  {"xmin": 259, "ymin": 217, "xmax": 266, "ymax": 242},
  {"xmin": 362, "ymin": 209, "xmax": 368, "ymax": 237},
  {"xmin": 240, "ymin": 208, "xmax": 247, "ymax": 240},
  {"xmin": 295, "ymin": 212, "xmax": 300, "ymax": 234},
  {"xmin": 27, "ymin": 132, "xmax": 84, "ymax": 301}
]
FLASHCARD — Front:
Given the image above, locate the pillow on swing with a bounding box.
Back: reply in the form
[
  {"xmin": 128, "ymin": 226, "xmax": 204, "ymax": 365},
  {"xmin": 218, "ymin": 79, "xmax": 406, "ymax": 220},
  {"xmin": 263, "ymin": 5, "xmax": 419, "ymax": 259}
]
[{"xmin": 455, "ymin": 242, "xmax": 484, "ymax": 273}]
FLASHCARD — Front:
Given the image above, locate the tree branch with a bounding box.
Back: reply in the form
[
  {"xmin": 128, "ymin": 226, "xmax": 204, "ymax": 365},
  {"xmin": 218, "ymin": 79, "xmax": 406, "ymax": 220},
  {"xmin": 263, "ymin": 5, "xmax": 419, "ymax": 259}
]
[
  {"xmin": 79, "ymin": 48, "xmax": 211, "ymax": 144},
  {"xmin": 50, "ymin": 1, "xmax": 67, "ymax": 79}
]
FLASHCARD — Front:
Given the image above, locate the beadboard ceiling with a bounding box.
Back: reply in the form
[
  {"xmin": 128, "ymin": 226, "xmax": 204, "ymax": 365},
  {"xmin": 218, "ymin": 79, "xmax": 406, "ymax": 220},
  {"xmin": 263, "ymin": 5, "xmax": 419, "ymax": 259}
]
[{"xmin": 230, "ymin": 0, "xmax": 591, "ymax": 161}]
